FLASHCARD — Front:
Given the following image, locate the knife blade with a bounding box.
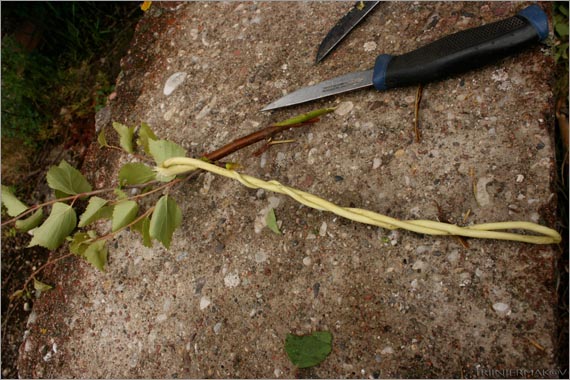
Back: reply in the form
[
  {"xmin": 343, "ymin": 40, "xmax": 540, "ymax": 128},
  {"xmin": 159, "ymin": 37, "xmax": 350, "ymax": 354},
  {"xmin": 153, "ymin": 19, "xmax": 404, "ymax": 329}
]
[
  {"xmin": 315, "ymin": 1, "xmax": 381, "ymax": 63},
  {"xmin": 262, "ymin": 5, "xmax": 548, "ymax": 112}
]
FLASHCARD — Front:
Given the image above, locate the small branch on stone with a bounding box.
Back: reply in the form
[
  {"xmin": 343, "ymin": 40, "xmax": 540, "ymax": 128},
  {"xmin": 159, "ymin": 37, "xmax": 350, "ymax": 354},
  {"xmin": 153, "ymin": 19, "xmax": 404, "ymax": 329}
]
[
  {"xmin": 203, "ymin": 118, "xmax": 320, "ymax": 162},
  {"xmin": 414, "ymin": 84, "xmax": 423, "ymax": 143}
]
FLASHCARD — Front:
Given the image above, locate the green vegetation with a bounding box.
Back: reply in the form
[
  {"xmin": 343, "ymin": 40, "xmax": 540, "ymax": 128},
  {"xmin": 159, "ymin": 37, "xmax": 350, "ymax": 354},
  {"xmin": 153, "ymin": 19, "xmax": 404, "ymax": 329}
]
[
  {"xmin": 553, "ymin": 2, "xmax": 569, "ymax": 64},
  {"xmin": 1, "ymin": 2, "xmax": 142, "ymax": 148}
]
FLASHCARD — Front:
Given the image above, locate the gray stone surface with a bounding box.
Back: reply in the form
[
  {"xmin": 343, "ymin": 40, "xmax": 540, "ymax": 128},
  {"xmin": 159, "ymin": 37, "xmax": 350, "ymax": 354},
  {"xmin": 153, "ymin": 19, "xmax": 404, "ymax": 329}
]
[{"xmin": 18, "ymin": 2, "xmax": 561, "ymax": 378}]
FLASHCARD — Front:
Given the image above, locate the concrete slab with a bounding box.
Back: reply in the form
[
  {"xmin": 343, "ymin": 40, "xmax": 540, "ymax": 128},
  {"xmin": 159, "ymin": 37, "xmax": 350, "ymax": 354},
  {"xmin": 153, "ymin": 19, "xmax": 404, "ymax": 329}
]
[{"xmin": 18, "ymin": 2, "xmax": 562, "ymax": 378}]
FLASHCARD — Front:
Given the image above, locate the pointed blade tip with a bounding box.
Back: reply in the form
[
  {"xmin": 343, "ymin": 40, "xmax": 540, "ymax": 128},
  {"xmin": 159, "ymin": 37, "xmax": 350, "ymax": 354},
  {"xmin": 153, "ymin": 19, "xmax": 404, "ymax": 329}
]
[{"xmin": 261, "ymin": 104, "xmax": 277, "ymax": 112}]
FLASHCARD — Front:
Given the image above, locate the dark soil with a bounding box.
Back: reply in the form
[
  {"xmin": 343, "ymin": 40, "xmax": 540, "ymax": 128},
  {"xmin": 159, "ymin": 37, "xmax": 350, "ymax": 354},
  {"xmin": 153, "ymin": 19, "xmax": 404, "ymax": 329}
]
[{"xmin": 0, "ymin": 2, "xmax": 143, "ymax": 377}]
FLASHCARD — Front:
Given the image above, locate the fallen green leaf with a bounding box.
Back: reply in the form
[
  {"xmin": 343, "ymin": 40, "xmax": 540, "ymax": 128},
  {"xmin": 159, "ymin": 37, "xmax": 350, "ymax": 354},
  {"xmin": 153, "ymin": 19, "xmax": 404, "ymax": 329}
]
[
  {"xmin": 1, "ymin": 185, "xmax": 28, "ymax": 217},
  {"xmin": 46, "ymin": 160, "xmax": 92, "ymax": 196},
  {"xmin": 266, "ymin": 208, "xmax": 282, "ymax": 235},
  {"xmin": 149, "ymin": 195, "xmax": 182, "ymax": 249},
  {"xmin": 285, "ymin": 331, "xmax": 332, "ymax": 368},
  {"xmin": 28, "ymin": 203, "xmax": 77, "ymax": 250}
]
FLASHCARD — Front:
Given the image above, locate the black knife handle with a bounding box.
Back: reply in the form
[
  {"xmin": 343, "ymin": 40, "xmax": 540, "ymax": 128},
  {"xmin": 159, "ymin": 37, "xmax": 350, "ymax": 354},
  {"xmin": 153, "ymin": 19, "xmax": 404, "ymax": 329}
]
[{"xmin": 372, "ymin": 5, "xmax": 548, "ymax": 91}]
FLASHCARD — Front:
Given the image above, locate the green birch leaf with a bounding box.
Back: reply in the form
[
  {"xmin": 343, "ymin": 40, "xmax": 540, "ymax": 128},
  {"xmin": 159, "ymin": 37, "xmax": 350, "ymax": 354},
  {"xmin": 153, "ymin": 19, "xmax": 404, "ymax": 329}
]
[
  {"xmin": 149, "ymin": 195, "xmax": 182, "ymax": 249},
  {"xmin": 46, "ymin": 160, "xmax": 92, "ymax": 195},
  {"xmin": 33, "ymin": 278, "xmax": 53, "ymax": 292},
  {"xmin": 29, "ymin": 203, "xmax": 77, "ymax": 250},
  {"xmin": 112, "ymin": 122, "xmax": 135, "ymax": 153},
  {"xmin": 15, "ymin": 209, "xmax": 43, "ymax": 232},
  {"xmin": 97, "ymin": 128, "xmax": 109, "ymax": 147},
  {"xmin": 118, "ymin": 163, "xmax": 156, "ymax": 185},
  {"xmin": 84, "ymin": 240, "xmax": 108, "ymax": 271},
  {"xmin": 111, "ymin": 200, "xmax": 139, "ymax": 232},
  {"xmin": 285, "ymin": 331, "xmax": 333, "ymax": 368},
  {"xmin": 137, "ymin": 122, "xmax": 158, "ymax": 154},
  {"xmin": 148, "ymin": 139, "xmax": 186, "ymax": 166},
  {"xmin": 1, "ymin": 185, "xmax": 28, "ymax": 216},
  {"xmin": 132, "ymin": 216, "xmax": 152, "ymax": 247},
  {"xmin": 266, "ymin": 208, "xmax": 281, "ymax": 235},
  {"xmin": 78, "ymin": 196, "xmax": 109, "ymax": 227}
]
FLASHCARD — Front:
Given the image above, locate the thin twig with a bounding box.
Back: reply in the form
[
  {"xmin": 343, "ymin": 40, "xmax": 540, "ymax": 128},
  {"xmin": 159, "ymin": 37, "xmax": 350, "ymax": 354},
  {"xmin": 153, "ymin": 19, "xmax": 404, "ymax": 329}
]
[
  {"xmin": 92, "ymin": 206, "xmax": 155, "ymax": 242},
  {"xmin": 1, "ymin": 188, "xmax": 113, "ymax": 227},
  {"xmin": 17, "ymin": 252, "xmax": 76, "ymax": 296},
  {"xmin": 203, "ymin": 118, "xmax": 319, "ymax": 162},
  {"xmin": 414, "ymin": 84, "xmax": 423, "ymax": 143}
]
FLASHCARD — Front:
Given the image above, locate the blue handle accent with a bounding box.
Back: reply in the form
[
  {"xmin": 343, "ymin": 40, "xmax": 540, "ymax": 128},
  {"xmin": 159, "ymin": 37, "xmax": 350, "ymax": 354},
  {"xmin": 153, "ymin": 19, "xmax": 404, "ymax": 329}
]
[
  {"xmin": 517, "ymin": 5, "xmax": 549, "ymax": 41},
  {"xmin": 372, "ymin": 54, "xmax": 393, "ymax": 91}
]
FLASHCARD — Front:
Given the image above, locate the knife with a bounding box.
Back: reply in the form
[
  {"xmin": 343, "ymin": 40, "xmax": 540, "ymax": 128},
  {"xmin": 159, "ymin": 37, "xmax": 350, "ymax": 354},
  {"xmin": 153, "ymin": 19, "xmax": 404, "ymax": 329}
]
[
  {"xmin": 262, "ymin": 5, "xmax": 548, "ymax": 112},
  {"xmin": 315, "ymin": 1, "xmax": 382, "ymax": 63}
]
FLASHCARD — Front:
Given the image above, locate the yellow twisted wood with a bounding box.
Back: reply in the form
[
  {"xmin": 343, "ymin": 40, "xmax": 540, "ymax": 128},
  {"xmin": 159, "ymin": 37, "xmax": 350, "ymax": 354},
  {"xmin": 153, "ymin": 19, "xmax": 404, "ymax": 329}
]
[{"xmin": 157, "ymin": 157, "xmax": 561, "ymax": 245}]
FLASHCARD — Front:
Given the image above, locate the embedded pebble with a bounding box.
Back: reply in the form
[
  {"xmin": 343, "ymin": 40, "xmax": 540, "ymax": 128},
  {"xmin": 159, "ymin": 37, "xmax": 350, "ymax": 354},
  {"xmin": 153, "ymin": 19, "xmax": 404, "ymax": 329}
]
[
  {"xmin": 176, "ymin": 252, "xmax": 189, "ymax": 262},
  {"xmin": 515, "ymin": 174, "xmax": 524, "ymax": 183},
  {"xmin": 199, "ymin": 172, "xmax": 214, "ymax": 195},
  {"xmin": 475, "ymin": 268, "xmax": 484, "ymax": 278},
  {"xmin": 447, "ymin": 250, "xmax": 459, "ymax": 263},
  {"xmin": 307, "ymin": 147, "xmax": 318, "ymax": 164},
  {"xmin": 196, "ymin": 96, "xmax": 217, "ymax": 120},
  {"xmin": 459, "ymin": 272, "xmax": 471, "ymax": 287},
  {"xmin": 334, "ymin": 101, "xmax": 354, "ymax": 116},
  {"xmin": 410, "ymin": 279, "xmax": 419, "ymax": 289},
  {"xmin": 274, "ymin": 368, "xmax": 283, "ymax": 377},
  {"xmin": 475, "ymin": 176, "xmax": 494, "ymax": 206},
  {"xmin": 415, "ymin": 245, "xmax": 430, "ymax": 255},
  {"xmin": 200, "ymin": 296, "xmax": 211, "ymax": 310},
  {"xmin": 213, "ymin": 322, "xmax": 222, "ymax": 334},
  {"xmin": 381, "ymin": 346, "xmax": 394, "ymax": 355},
  {"xmin": 27, "ymin": 310, "xmax": 38, "ymax": 327},
  {"xmin": 373, "ymin": 157, "xmax": 382, "ymax": 169},
  {"xmin": 163, "ymin": 107, "xmax": 176, "ymax": 121},
  {"xmin": 303, "ymin": 256, "xmax": 312, "ymax": 266},
  {"xmin": 43, "ymin": 352, "xmax": 53, "ymax": 362},
  {"xmin": 254, "ymin": 251, "xmax": 268, "ymax": 263},
  {"xmin": 163, "ymin": 72, "xmax": 187, "ymax": 96},
  {"xmin": 259, "ymin": 152, "xmax": 268, "ymax": 168},
  {"xmin": 412, "ymin": 260, "xmax": 428, "ymax": 272},
  {"xmin": 156, "ymin": 314, "xmax": 168, "ymax": 323},
  {"xmin": 491, "ymin": 68, "xmax": 508, "ymax": 82},
  {"xmin": 224, "ymin": 272, "xmax": 241, "ymax": 288},
  {"xmin": 388, "ymin": 230, "xmax": 400, "ymax": 246},
  {"xmin": 24, "ymin": 339, "xmax": 33, "ymax": 352},
  {"xmin": 319, "ymin": 222, "xmax": 327, "ymax": 237},
  {"xmin": 363, "ymin": 41, "xmax": 377, "ymax": 52},
  {"xmin": 492, "ymin": 302, "xmax": 511, "ymax": 316}
]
